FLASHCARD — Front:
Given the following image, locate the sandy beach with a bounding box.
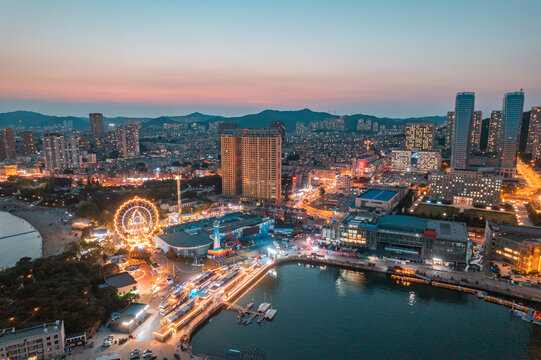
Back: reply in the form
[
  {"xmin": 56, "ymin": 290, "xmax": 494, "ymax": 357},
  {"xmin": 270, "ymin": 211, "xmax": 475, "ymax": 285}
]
[{"xmin": 0, "ymin": 197, "xmax": 80, "ymax": 256}]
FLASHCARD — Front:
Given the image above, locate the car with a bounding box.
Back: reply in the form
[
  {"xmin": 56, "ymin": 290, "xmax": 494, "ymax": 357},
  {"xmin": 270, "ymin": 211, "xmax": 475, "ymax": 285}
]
[
  {"xmin": 131, "ymin": 348, "xmax": 141, "ymax": 354},
  {"xmin": 102, "ymin": 340, "xmax": 111, "ymax": 347}
]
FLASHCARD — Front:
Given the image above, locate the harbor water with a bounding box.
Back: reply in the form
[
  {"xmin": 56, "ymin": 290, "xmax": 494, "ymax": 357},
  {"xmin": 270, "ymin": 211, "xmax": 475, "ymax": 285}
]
[
  {"xmin": 192, "ymin": 263, "xmax": 541, "ymax": 359},
  {"xmin": 0, "ymin": 211, "xmax": 42, "ymax": 269}
]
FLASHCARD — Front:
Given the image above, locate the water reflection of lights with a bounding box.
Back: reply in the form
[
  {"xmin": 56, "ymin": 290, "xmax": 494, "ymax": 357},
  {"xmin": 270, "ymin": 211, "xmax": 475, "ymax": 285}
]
[
  {"xmin": 408, "ymin": 291, "xmax": 416, "ymax": 307},
  {"xmin": 335, "ymin": 277, "xmax": 346, "ymax": 297}
]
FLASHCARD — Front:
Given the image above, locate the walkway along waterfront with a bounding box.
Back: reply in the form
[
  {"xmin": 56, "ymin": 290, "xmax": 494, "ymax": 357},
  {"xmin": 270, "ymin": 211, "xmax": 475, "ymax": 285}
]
[{"xmin": 174, "ymin": 253, "xmax": 541, "ymax": 352}]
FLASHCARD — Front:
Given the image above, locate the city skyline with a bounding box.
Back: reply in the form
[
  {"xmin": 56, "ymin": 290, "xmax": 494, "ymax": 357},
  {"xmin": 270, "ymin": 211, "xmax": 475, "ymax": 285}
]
[{"xmin": 1, "ymin": 0, "xmax": 541, "ymax": 117}]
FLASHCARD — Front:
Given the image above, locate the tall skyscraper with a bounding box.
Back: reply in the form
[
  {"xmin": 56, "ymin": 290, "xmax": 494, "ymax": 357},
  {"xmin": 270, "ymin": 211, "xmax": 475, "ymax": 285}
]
[
  {"xmin": 0, "ymin": 128, "xmax": 16, "ymax": 161},
  {"xmin": 451, "ymin": 92, "xmax": 475, "ymax": 170},
  {"xmin": 500, "ymin": 91, "xmax": 525, "ymax": 176},
  {"xmin": 445, "ymin": 111, "xmax": 455, "ymax": 149},
  {"xmin": 220, "ymin": 128, "xmax": 282, "ymax": 204},
  {"xmin": 115, "ymin": 124, "xmax": 140, "ymax": 158},
  {"xmin": 526, "ymin": 107, "xmax": 541, "ymax": 154},
  {"xmin": 470, "ymin": 111, "xmax": 483, "ymax": 152},
  {"xmin": 42, "ymin": 133, "xmax": 80, "ymax": 171},
  {"xmin": 487, "ymin": 110, "xmax": 502, "ymax": 153},
  {"xmin": 21, "ymin": 131, "xmax": 36, "ymax": 155},
  {"xmin": 221, "ymin": 130, "xmax": 243, "ymax": 196},
  {"xmin": 241, "ymin": 128, "xmax": 282, "ymax": 204},
  {"xmin": 89, "ymin": 113, "xmax": 104, "ymax": 136},
  {"xmin": 405, "ymin": 122, "xmax": 434, "ymax": 150}
]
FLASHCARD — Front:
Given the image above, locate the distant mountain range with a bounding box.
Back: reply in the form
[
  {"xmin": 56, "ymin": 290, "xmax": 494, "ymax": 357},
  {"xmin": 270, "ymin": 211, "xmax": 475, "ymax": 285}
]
[{"xmin": 0, "ymin": 109, "xmax": 446, "ymax": 132}]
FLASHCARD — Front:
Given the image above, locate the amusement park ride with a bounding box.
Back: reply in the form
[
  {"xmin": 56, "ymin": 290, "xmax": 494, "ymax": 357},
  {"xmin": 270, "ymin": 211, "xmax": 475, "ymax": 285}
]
[{"xmin": 114, "ymin": 196, "xmax": 160, "ymax": 249}]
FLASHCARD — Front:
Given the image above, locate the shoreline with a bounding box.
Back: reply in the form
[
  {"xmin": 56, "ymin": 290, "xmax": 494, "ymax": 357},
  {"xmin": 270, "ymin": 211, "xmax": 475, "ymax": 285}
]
[
  {"xmin": 0, "ymin": 197, "xmax": 80, "ymax": 257},
  {"xmin": 185, "ymin": 255, "xmax": 541, "ymax": 347}
]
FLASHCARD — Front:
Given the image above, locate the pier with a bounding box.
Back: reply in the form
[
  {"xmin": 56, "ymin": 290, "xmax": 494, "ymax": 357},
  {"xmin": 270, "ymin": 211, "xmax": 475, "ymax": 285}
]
[{"xmin": 223, "ymin": 300, "xmax": 277, "ymax": 325}]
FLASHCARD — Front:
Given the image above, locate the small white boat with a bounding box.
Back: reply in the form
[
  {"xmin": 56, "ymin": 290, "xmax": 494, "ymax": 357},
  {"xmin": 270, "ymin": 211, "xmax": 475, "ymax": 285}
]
[
  {"xmin": 265, "ymin": 308, "xmax": 277, "ymax": 320},
  {"xmin": 258, "ymin": 302, "xmax": 271, "ymax": 312}
]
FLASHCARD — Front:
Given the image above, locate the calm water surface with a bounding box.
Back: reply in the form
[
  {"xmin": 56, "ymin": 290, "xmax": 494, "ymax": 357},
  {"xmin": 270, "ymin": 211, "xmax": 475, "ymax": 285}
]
[
  {"xmin": 192, "ymin": 263, "xmax": 541, "ymax": 360},
  {"xmin": 0, "ymin": 211, "xmax": 42, "ymax": 269}
]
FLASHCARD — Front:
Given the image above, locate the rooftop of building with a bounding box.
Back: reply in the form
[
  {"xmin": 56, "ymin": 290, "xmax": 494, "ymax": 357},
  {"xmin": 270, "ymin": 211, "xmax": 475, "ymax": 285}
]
[
  {"xmin": 112, "ymin": 303, "xmax": 148, "ymax": 325},
  {"xmin": 345, "ymin": 213, "xmax": 468, "ymax": 241},
  {"xmin": 378, "ymin": 215, "xmax": 428, "ymax": 233},
  {"xmin": 488, "ymin": 222, "xmax": 541, "ymax": 243},
  {"xmin": 358, "ymin": 189, "xmax": 399, "ymax": 202},
  {"xmin": 0, "ymin": 321, "xmax": 64, "ymax": 346},
  {"xmin": 104, "ymin": 272, "xmax": 137, "ymax": 289},
  {"xmin": 157, "ymin": 228, "xmax": 213, "ymax": 249}
]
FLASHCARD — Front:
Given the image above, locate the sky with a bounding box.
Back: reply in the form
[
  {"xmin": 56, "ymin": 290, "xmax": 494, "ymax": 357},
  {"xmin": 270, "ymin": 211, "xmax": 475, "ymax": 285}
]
[{"xmin": 1, "ymin": 0, "xmax": 540, "ymax": 118}]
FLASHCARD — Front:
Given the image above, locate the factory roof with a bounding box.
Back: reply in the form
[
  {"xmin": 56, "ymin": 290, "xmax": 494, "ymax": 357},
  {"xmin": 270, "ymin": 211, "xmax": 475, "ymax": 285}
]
[{"xmin": 358, "ymin": 189, "xmax": 399, "ymax": 202}]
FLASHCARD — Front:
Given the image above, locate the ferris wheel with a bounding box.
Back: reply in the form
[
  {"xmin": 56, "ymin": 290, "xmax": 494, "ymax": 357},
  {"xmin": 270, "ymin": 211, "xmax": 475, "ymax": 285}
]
[{"xmin": 114, "ymin": 197, "xmax": 159, "ymax": 245}]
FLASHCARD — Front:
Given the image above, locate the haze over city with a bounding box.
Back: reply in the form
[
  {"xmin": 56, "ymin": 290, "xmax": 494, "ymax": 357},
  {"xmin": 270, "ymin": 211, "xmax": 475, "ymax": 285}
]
[{"xmin": 1, "ymin": 0, "xmax": 541, "ymax": 117}]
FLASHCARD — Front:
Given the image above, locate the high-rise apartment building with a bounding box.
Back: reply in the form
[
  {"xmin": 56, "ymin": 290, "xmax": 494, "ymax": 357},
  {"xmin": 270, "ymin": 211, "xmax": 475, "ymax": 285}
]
[
  {"xmin": 115, "ymin": 124, "xmax": 140, "ymax": 158},
  {"xmin": 0, "ymin": 128, "xmax": 16, "ymax": 160},
  {"xmin": 241, "ymin": 129, "xmax": 282, "ymax": 204},
  {"xmin": 527, "ymin": 107, "xmax": 541, "ymax": 155},
  {"xmin": 21, "ymin": 131, "xmax": 36, "ymax": 155},
  {"xmin": 221, "ymin": 130, "xmax": 242, "ymax": 196},
  {"xmin": 42, "ymin": 133, "xmax": 80, "ymax": 171},
  {"xmin": 445, "ymin": 112, "xmax": 455, "ymax": 149},
  {"xmin": 221, "ymin": 128, "xmax": 282, "ymax": 204},
  {"xmin": 470, "ymin": 111, "xmax": 483, "ymax": 152},
  {"xmin": 89, "ymin": 113, "xmax": 104, "ymax": 136},
  {"xmin": 405, "ymin": 122, "xmax": 434, "ymax": 150},
  {"xmin": 487, "ymin": 110, "xmax": 502, "ymax": 153},
  {"xmin": 500, "ymin": 91, "xmax": 524, "ymax": 176},
  {"xmin": 451, "ymin": 92, "xmax": 475, "ymax": 170}
]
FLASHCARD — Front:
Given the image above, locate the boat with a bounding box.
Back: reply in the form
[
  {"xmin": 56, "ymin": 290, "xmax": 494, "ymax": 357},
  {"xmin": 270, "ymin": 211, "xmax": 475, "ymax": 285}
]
[
  {"xmin": 268, "ymin": 269, "xmax": 278, "ymax": 278},
  {"xmin": 512, "ymin": 309, "xmax": 541, "ymax": 326},
  {"xmin": 476, "ymin": 291, "xmax": 486, "ymax": 299},
  {"xmin": 258, "ymin": 302, "xmax": 271, "ymax": 312},
  {"xmin": 265, "ymin": 308, "xmax": 277, "ymax": 320}
]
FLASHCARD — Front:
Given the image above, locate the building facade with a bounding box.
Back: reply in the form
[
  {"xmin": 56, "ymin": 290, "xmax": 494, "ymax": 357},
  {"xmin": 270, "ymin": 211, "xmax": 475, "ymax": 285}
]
[
  {"xmin": 42, "ymin": 133, "xmax": 80, "ymax": 171},
  {"xmin": 428, "ymin": 171, "xmax": 502, "ymax": 207},
  {"xmin": 451, "ymin": 92, "xmax": 475, "ymax": 170},
  {"xmin": 470, "ymin": 111, "xmax": 483, "ymax": 152},
  {"xmin": 115, "ymin": 124, "xmax": 140, "ymax": 158},
  {"xmin": 405, "ymin": 122, "xmax": 434, "ymax": 151},
  {"xmin": 21, "ymin": 131, "xmax": 36, "ymax": 155},
  {"xmin": 221, "ymin": 128, "xmax": 282, "ymax": 204},
  {"xmin": 221, "ymin": 130, "xmax": 242, "ymax": 196},
  {"xmin": 391, "ymin": 150, "xmax": 440, "ymax": 172},
  {"xmin": 89, "ymin": 113, "xmax": 104, "ymax": 136},
  {"xmin": 485, "ymin": 221, "xmax": 541, "ymax": 274},
  {"xmin": 0, "ymin": 128, "xmax": 16, "ymax": 161},
  {"xmin": 487, "ymin": 110, "xmax": 502, "ymax": 153},
  {"xmin": 334, "ymin": 213, "xmax": 471, "ymax": 265},
  {"xmin": 445, "ymin": 111, "xmax": 455, "ymax": 149},
  {"xmin": 0, "ymin": 321, "xmax": 65, "ymax": 360},
  {"xmin": 500, "ymin": 91, "xmax": 524, "ymax": 176}
]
